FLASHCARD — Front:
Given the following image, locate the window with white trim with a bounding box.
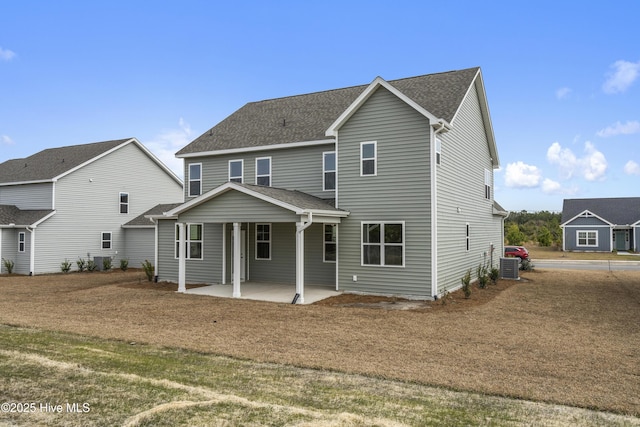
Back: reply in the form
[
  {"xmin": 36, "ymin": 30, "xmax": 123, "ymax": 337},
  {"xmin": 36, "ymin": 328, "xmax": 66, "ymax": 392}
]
[
  {"xmin": 229, "ymin": 160, "xmax": 243, "ymax": 183},
  {"xmin": 484, "ymin": 169, "xmax": 491, "ymax": 199},
  {"xmin": 323, "ymin": 151, "xmax": 336, "ymax": 191},
  {"xmin": 256, "ymin": 223, "xmax": 271, "ymax": 259},
  {"xmin": 119, "ymin": 192, "xmax": 129, "ymax": 214},
  {"xmin": 256, "ymin": 157, "xmax": 271, "ymax": 186},
  {"xmin": 324, "ymin": 224, "xmax": 336, "ymax": 262},
  {"xmin": 188, "ymin": 163, "xmax": 202, "ymax": 197},
  {"xmin": 18, "ymin": 232, "xmax": 25, "ymax": 252},
  {"xmin": 361, "ymin": 142, "xmax": 377, "ymax": 176},
  {"xmin": 102, "ymin": 232, "xmax": 112, "ymax": 249},
  {"xmin": 435, "ymin": 138, "xmax": 442, "ymax": 165},
  {"xmin": 362, "ymin": 222, "xmax": 404, "ymax": 266},
  {"xmin": 175, "ymin": 224, "xmax": 203, "ymax": 259},
  {"xmin": 577, "ymin": 230, "xmax": 597, "ymax": 247},
  {"xmin": 466, "ymin": 223, "xmax": 470, "ymax": 252}
]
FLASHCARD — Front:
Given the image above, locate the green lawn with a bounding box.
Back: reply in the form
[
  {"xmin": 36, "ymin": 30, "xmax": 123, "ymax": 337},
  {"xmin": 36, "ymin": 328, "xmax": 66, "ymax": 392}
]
[{"xmin": 1, "ymin": 325, "xmax": 637, "ymax": 426}]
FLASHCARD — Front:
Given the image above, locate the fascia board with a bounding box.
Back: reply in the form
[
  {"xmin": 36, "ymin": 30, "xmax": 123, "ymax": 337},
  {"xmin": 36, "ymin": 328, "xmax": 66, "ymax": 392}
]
[
  {"xmin": 561, "ymin": 209, "xmax": 613, "ymax": 226},
  {"xmin": 176, "ymin": 139, "xmax": 335, "ymax": 159}
]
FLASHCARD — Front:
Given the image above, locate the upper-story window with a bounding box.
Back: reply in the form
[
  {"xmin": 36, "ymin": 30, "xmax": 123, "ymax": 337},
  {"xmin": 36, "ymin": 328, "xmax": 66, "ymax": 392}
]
[
  {"xmin": 119, "ymin": 192, "xmax": 129, "ymax": 214},
  {"xmin": 229, "ymin": 160, "xmax": 243, "ymax": 183},
  {"xmin": 323, "ymin": 151, "xmax": 336, "ymax": 191},
  {"xmin": 188, "ymin": 163, "xmax": 202, "ymax": 197},
  {"xmin": 484, "ymin": 169, "xmax": 491, "ymax": 199},
  {"xmin": 256, "ymin": 157, "xmax": 271, "ymax": 186},
  {"xmin": 435, "ymin": 138, "xmax": 442, "ymax": 165},
  {"xmin": 361, "ymin": 142, "xmax": 377, "ymax": 176}
]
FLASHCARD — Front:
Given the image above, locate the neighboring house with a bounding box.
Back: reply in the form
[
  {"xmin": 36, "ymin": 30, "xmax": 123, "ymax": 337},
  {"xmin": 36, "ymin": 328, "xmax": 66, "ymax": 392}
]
[
  {"xmin": 0, "ymin": 138, "xmax": 183, "ymax": 275},
  {"xmin": 149, "ymin": 67, "xmax": 506, "ymax": 301},
  {"xmin": 560, "ymin": 197, "xmax": 640, "ymax": 252}
]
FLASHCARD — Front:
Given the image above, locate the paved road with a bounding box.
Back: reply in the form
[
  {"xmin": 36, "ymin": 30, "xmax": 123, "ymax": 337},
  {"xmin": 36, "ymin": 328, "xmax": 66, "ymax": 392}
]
[{"xmin": 533, "ymin": 259, "xmax": 640, "ymax": 271}]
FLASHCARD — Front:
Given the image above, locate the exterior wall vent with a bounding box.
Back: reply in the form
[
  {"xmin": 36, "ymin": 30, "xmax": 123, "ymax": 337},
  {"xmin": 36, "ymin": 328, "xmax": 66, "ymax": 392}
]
[{"xmin": 500, "ymin": 257, "xmax": 520, "ymax": 280}]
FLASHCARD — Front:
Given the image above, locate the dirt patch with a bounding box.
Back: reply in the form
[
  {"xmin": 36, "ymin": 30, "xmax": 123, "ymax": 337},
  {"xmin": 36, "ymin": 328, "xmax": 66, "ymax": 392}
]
[{"xmin": 0, "ymin": 268, "xmax": 639, "ymax": 416}]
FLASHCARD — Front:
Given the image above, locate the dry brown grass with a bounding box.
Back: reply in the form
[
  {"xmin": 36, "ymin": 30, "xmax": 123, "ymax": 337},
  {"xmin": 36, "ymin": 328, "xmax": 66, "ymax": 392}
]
[{"xmin": 0, "ymin": 268, "xmax": 639, "ymax": 416}]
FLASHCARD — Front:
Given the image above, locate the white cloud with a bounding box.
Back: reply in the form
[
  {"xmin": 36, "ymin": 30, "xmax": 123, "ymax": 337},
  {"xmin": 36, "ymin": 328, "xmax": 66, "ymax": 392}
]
[
  {"xmin": 142, "ymin": 118, "xmax": 192, "ymax": 179},
  {"xmin": 504, "ymin": 161, "xmax": 542, "ymax": 188},
  {"xmin": 547, "ymin": 141, "xmax": 607, "ymax": 181},
  {"xmin": 602, "ymin": 60, "xmax": 640, "ymax": 94},
  {"xmin": 542, "ymin": 178, "xmax": 561, "ymax": 193},
  {"xmin": 1, "ymin": 135, "xmax": 14, "ymax": 145},
  {"xmin": 624, "ymin": 160, "xmax": 640, "ymax": 176},
  {"xmin": 556, "ymin": 87, "xmax": 571, "ymax": 100},
  {"xmin": 0, "ymin": 47, "xmax": 15, "ymax": 61},
  {"xmin": 596, "ymin": 120, "xmax": 640, "ymax": 137}
]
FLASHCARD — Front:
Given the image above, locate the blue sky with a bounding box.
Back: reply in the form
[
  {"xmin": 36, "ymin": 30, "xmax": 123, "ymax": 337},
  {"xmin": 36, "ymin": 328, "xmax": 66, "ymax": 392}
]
[{"xmin": 1, "ymin": 0, "xmax": 638, "ymax": 212}]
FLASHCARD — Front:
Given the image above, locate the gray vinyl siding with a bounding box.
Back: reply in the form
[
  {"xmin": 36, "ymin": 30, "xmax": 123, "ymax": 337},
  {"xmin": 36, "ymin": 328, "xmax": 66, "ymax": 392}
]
[
  {"xmin": 1, "ymin": 229, "xmax": 18, "ymax": 274},
  {"xmin": 0, "ymin": 182, "xmax": 53, "ymax": 209},
  {"xmin": 122, "ymin": 228, "xmax": 155, "ymax": 268},
  {"xmin": 563, "ymin": 226, "xmax": 611, "ymax": 251},
  {"xmin": 157, "ymin": 219, "xmax": 178, "ymax": 282},
  {"xmin": 303, "ymin": 223, "xmax": 336, "ymax": 285},
  {"xmin": 31, "ymin": 142, "xmax": 183, "ymax": 274},
  {"xmin": 10, "ymin": 228, "xmax": 31, "ymax": 275},
  {"xmin": 183, "ymin": 143, "xmax": 335, "ymax": 201},
  {"xmin": 336, "ymin": 86, "xmax": 432, "ymax": 297},
  {"xmin": 436, "ymin": 81, "xmax": 502, "ymax": 296}
]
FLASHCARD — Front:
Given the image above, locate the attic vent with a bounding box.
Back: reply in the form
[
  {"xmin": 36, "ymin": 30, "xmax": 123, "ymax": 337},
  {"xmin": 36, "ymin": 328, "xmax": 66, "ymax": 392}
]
[{"xmin": 500, "ymin": 257, "xmax": 520, "ymax": 280}]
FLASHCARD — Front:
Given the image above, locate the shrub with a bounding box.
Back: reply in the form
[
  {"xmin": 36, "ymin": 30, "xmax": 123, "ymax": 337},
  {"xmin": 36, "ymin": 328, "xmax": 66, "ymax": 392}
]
[
  {"xmin": 477, "ymin": 264, "xmax": 489, "ymax": 289},
  {"xmin": 61, "ymin": 259, "xmax": 72, "ymax": 273},
  {"xmin": 76, "ymin": 258, "xmax": 86, "ymax": 272},
  {"xmin": 520, "ymin": 259, "xmax": 534, "ymax": 271},
  {"xmin": 1, "ymin": 258, "xmax": 15, "ymax": 274},
  {"xmin": 87, "ymin": 260, "xmax": 97, "ymax": 272},
  {"xmin": 141, "ymin": 260, "xmax": 154, "ymax": 282},
  {"xmin": 120, "ymin": 258, "xmax": 129, "ymax": 271},
  {"xmin": 461, "ymin": 269, "xmax": 472, "ymax": 298},
  {"xmin": 489, "ymin": 267, "xmax": 500, "ymax": 285},
  {"xmin": 102, "ymin": 257, "xmax": 112, "ymax": 271}
]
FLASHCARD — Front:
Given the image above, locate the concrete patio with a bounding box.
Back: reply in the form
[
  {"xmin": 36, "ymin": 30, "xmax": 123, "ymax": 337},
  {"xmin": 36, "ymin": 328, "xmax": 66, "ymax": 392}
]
[{"xmin": 184, "ymin": 282, "xmax": 341, "ymax": 304}]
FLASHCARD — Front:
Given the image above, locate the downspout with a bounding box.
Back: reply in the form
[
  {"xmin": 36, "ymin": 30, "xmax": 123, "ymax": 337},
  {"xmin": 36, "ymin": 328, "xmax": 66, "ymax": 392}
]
[
  {"xmin": 431, "ymin": 120, "xmax": 449, "ymax": 299},
  {"xmin": 295, "ymin": 212, "xmax": 314, "ymax": 304},
  {"xmin": 150, "ymin": 217, "xmax": 159, "ymax": 282},
  {"xmin": 26, "ymin": 226, "xmax": 35, "ymax": 276}
]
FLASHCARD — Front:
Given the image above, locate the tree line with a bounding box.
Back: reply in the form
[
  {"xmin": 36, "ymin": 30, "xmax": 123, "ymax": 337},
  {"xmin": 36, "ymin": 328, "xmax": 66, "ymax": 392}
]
[{"xmin": 504, "ymin": 210, "xmax": 562, "ymax": 247}]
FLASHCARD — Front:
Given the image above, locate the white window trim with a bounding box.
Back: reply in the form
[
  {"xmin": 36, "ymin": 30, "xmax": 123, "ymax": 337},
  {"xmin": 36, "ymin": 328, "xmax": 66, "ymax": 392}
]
[
  {"xmin": 484, "ymin": 169, "xmax": 491, "ymax": 200},
  {"xmin": 18, "ymin": 231, "xmax": 25, "ymax": 253},
  {"xmin": 360, "ymin": 141, "xmax": 377, "ymax": 176},
  {"xmin": 119, "ymin": 192, "xmax": 129, "ymax": 214},
  {"xmin": 323, "ymin": 224, "xmax": 337, "ymax": 263},
  {"xmin": 174, "ymin": 223, "xmax": 204, "ymax": 260},
  {"xmin": 228, "ymin": 159, "xmax": 244, "ymax": 183},
  {"xmin": 255, "ymin": 157, "xmax": 272, "ymax": 186},
  {"xmin": 466, "ymin": 223, "xmax": 470, "ymax": 252},
  {"xmin": 101, "ymin": 232, "xmax": 112, "ymax": 250},
  {"xmin": 361, "ymin": 221, "xmax": 405, "ymax": 267},
  {"xmin": 435, "ymin": 138, "xmax": 442, "ymax": 166},
  {"xmin": 576, "ymin": 230, "xmax": 598, "ymax": 247},
  {"xmin": 188, "ymin": 163, "xmax": 202, "ymax": 197},
  {"xmin": 323, "ymin": 151, "xmax": 336, "ymax": 191},
  {"xmin": 255, "ymin": 223, "xmax": 271, "ymax": 260}
]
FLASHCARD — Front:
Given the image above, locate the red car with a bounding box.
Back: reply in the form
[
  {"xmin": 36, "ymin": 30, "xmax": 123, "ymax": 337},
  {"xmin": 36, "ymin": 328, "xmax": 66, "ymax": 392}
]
[{"xmin": 504, "ymin": 246, "xmax": 529, "ymax": 260}]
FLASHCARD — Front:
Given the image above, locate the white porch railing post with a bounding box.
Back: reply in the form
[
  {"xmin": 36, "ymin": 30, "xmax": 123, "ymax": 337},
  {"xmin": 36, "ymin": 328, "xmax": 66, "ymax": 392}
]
[
  {"xmin": 233, "ymin": 222, "xmax": 241, "ymax": 297},
  {"xmin": 178, "ymin": 222, "xmax": 186, "ymax": 293}
]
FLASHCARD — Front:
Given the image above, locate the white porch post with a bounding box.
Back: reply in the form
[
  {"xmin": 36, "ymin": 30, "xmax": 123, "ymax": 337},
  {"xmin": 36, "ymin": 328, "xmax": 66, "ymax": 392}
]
[
  {"xmin": 233, "ymin": 222, "xmax": 241, "ymax": 297},
  {"xmin": 178, "ymin": 222, "xmax": 186, "ymax": 293},
  {"xmin": 28, "ymin": 227, "xmax": 36, "ymax": 276},
  {"xmin": 295, "ymin": 222, "xmax": 305, "ymax": 304}
]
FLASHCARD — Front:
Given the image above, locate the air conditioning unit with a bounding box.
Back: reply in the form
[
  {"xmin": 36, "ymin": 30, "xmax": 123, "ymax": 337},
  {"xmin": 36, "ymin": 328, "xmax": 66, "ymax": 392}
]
[
  {"xmin": 500, "ymin": 257, "xmax": 520, "ymax": 280},
  {"xmin": 93, "ymin": 256, "xmax": 111, "ymax": 271}
]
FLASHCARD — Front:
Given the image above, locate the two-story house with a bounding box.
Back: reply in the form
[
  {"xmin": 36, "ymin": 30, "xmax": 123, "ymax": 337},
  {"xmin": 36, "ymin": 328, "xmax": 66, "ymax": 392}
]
[
  {"xmin": 149, "ymin": 67, "xmax": 506, "ymax": 302},
  {"xmin": 0, "ymin": 138, "xmax": 183, "ymax": 275}
]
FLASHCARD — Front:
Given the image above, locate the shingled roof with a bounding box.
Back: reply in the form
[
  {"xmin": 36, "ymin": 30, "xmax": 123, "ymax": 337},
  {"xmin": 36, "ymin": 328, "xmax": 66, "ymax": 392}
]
[
  {"xmin": 0, "ymin": 138, "xmax": 132, "ymax": 184},
  {"xmin": 0, "ymin": 204, "xmax": 54, "ymax": 226},
  {"xmin": 176, "ymin": 67, "xmax": 480, "ymax": 156},
  {"xmin": 561, "ymin": 197, "xmax": 640, "ymax": 225}
]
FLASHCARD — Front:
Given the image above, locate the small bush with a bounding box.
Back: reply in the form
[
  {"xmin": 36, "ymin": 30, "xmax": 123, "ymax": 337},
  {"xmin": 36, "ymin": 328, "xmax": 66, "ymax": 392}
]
[
  {"xmin": 61, "ymin": 259, "xmax": 72, "ymax": 273},
  {"xmin": 1, "ymin": 258, "xmax": 15, "ymax": 274},
  {"xmin": 120, "ymin": 258, "xmax": 129, "ymax": 271},
  {"xmin": 489, "ymin": 267, "xmax": 499, "ymax": 285},
  {"xmin": 477, "ymin": 264, "xmax": 489, "ymax": 289},
  {"xmin": 141, "ymin": 260, "xmax": 154, "ymax": 282},
  {"xmin": 102, "ymin": 257, "xmax": 112, "ymax": 271},
  {"xmin": 87, "ymin": 260, "xmax": 97, "ymax": 272},
  {"xmin": 461, "ymin": 269, "xmax": 472, "ymax": 298},
  {"xmin": 520, "ymin": 259, "xmax": 534, "ymax": 271},
  {"xmin": 76, "ymin": 258, "xmax": 86, "ymax": 272}
]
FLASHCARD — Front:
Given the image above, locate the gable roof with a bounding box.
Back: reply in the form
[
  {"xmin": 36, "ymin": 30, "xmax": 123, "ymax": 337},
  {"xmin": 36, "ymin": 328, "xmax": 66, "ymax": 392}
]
[
  {"xmin": 0, "ymin": 204, "xmax": 55, "ymax": 227},
  {"xmin": 123, "ymin": 203, "xmax": 184, "ymax": 227},
  {"xmin": 176, "ymin": 68, "xmax": 481, "ymax": 157},
  {"xmin": 561, "ymin": 197, "xmax": 640, "ymax": 225},
  {"xmin": 0, "ymin": 138, "xmax": 182, "ymax": 186}
]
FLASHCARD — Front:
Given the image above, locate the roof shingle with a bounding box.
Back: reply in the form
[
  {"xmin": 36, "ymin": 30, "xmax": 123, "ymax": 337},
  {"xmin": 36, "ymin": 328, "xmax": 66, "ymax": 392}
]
[{"xmin": 561, "ymin": 197, "xmax": 640, "ymax": 225}]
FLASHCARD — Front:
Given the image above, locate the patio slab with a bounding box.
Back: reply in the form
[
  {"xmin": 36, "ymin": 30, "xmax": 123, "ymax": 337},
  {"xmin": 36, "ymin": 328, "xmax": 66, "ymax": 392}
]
[{"xmin": 184, "ymin": 282, "xmax": 341, "ymax": 304}]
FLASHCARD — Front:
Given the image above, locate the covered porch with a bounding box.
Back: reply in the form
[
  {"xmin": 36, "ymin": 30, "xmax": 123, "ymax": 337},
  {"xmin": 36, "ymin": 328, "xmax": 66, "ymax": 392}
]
[{"xmin": 185, "ymin": 281, "xmax": 341, "ymax": 304}]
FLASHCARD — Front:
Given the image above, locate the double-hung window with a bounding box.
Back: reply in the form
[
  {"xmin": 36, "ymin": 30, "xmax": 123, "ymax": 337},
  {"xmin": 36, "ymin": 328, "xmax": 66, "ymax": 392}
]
[
  {"xmin": 324, "ymin": 224, "xmax": 336, "ymax": 262},
  {"xmin": 18, "ymin": 232, "xmax": 25, "ymax": 252},
  {"xmin": 435, "ymin": 138, "xmax": 442, "ymax": 165},
  {"xmin": 102, "ymin": 232, "xmax": 112, "ymax": 249},
  {"xmin": 323, "ymin": 151, "xmax": 336, "ymax": 191},
  {"xmin": 188, "ymin": 163, "xmax": 202, "ymax": 197},
  {"xmin": 362, "ymin": 222, "xmax": 404, "ymax": 266},
  {"xmin": 119, "ymin": 192, "xmax": 129, "ymax": 214},
  {"xmin": 484, "ymin": 169, "xmax": 491, "ymax": 200},
  {"xmin": 229, "ymin": 160, "xmax": 243, "ymax": 183},
  {"xmin": 175, "ymin": 224, "xmax": 203, "ymax": 259},
  {"xmin": 361, "ymin": 142, "xmax": 377, "ymax": 176},
  {"xmin": 466, "ymin": 223, "xmax": 470, "ymax": 252},
  {"xmin": 256, "ymin": 157, "xmax": 271, "ymax": 186},
  {"xmin": 256, "ymin": 223, "xmax": 271, "ymax": 259},
  {"xmin": 577, "ymin": 230, "xmax": 597, "ymax": 247}
]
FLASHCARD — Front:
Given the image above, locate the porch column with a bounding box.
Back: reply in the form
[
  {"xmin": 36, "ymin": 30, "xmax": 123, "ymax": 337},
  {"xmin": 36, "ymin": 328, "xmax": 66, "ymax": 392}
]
[
  {"xmin": 295, "ymin": 222, "xmax": 305, "ymax": 304},
  {"xmin": 177, "ymin": 222, "xmax": 186, "ymax": 293},
  {"xmin": 233, "ymin": 222, "xmax": 241, "ymax": 297}
]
